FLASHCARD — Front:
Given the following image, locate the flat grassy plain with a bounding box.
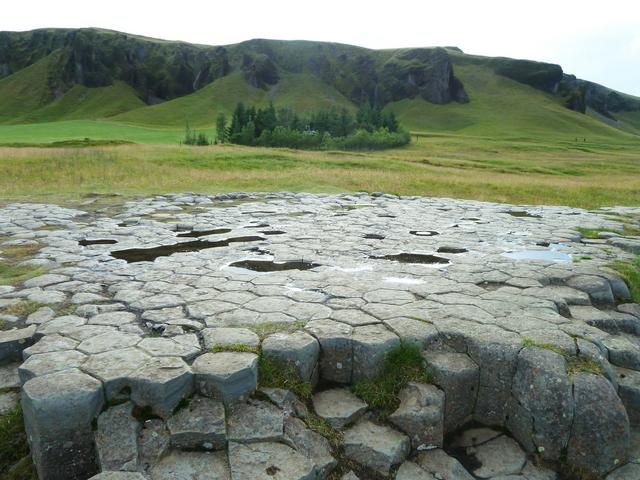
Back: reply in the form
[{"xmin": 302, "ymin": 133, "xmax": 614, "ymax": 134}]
[
  {"xmin": 1, "ymin": 133, "xmax": 639, "ymax": 208},
  {"xmin": 0, "ymin": 120, "xmax": 183, "ymax": 145}
]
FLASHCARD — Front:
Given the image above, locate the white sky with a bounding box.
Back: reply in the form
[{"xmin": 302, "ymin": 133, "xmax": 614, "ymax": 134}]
[{"xmin": 3, "ymin": 0, "xmax": 640, "ymax": 96}]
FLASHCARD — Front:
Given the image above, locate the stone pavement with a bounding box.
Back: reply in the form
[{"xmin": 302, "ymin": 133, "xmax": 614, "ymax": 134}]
[{"xmin": 1, "ymin": 192, "xmax": 639, "ymax": 479}]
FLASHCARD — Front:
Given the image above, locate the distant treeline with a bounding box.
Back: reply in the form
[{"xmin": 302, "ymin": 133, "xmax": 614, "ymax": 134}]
[{"xmin": 182, "ymin": 102, "xmax": 410, "ymax": 150}]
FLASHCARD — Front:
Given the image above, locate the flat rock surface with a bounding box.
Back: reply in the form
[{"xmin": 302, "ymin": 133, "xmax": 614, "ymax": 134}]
[
  {"xmin": 228, "ymin": 441, "xmax": 316, "ymax": 480},
  {"xmin": 167, "ymin": 396, "xmax": 226, "ymax": 450},
  {"xmin": 471, "ymin": 435, "xmax": 527, "ymax": 478},
  {"xmin": 343, "ymin": 420, "xmax": 410, "ymax": 476},
  {"xmin": 227, "ymin": 400, "xmax": 284, "ymax": 443},
  {"xmin": 312, "ymin": 388, "xmax": 367, "ymax": 429},
  {"xmin": 2, "ymin": 193, "xmax": 640, "ymax": 479},
  {"xmin": 150, "ymin": 450, "xmax": 230, "ymax": 480}
]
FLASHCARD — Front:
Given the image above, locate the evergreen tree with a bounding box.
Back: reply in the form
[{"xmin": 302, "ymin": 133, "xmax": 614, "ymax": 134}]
[
  {"xmin": 215, "ymin": 112, "xmax": 227, "ymax": 144},
  {"xmin": 238, "ymin": 120, "xmax": 257, "ymax": 145},
  {"xmin": 262, "ymin": 102, "xmax": 278, "ymax": 132},
  {"xmin": 229, "ymin": 102, "xmax": 247, "ymax": 140},
  {"xmin": 381, "ymin": 110, "xmax": 399, "ymax": 132}
]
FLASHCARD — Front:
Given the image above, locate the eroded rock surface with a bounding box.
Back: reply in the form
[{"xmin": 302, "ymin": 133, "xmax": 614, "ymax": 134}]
[{"xmin": 1, "ymin": 193, "xmax": 639, "ymax": 479}]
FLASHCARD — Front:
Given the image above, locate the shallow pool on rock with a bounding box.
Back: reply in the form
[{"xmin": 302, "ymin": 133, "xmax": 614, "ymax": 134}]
[
  {"xmin": 177, "ymin": 228, "xmax": 232, "ymax": 237},
  {"xmin": 502, "ymin": 244, "xmax": 571, "ymax": 263},
  {"xmin": 79, "ymin": 239, "xmax": 117, "ymax": 246},
  {"xmin": 111, "ymin": 236, "xmax": 265, "ymax": 262},
  {"xmin": 371, "ymin": 253, "xmax": 450, "ymax": 265},
  {"xmin": 225, "ymin": 259, "xmax": 321, "ymax": 274}
]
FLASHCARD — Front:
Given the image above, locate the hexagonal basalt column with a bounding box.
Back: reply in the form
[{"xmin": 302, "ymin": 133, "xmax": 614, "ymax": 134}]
[
  {"xmin": 21, "ymin": 369, "xmax": 104, "ymax": 480},
  {"xmin": 262, "ymin": 331, "xmax": 320, "ymax": 384},
  {"xmin": 567, "ymin": 373, "xmax": 631, "ymax": 477},
  {"xmin": 0, "ymin": 325, "xmax": 36, "ymax": 363},
  {"xmin": 423, "ymin": 351, "xmax": 479, "ymax": 433},
  {"xmin": 128, "ymin": 356, "xmax": 193, "ymax": 418},
  {"xmin": 192, "ymin": 352, "xmax": 258, "ymax": 405},
  {"xmin": 305, "ymin": 320, "xmax": 353, "ymax": 384},
  {"xmin": 351, "ymin": 324, "xmax": 400, "ymax": 381}
]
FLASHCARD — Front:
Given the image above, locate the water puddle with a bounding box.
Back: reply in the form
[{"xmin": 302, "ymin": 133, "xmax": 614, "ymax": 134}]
[
  {"xmin": 177, "ymin": 228, "xmax": 232, "ymax": 238},
  {"xmin": 243, "ymin": 246, "xmax": 272, "ymax": 255},
  {"xmin": 410, "ymin": 230, "xmax": 439, "ymax": 237},
  {"xmin": 79, "ymin": 239, "xmax": 117, "ymax": 246},
  {"xmin": 260, "ymin": 230, "xmax": 286, "ymax": 236},
  {"xmin": 502, "ymin": 244, "xmax": 570, "ymax": 263},
  {"xmin": 502, "ymin": 211, "xmax": 541, "ymax": 218},
  {"xmin": 226, "ymin": 259, "xmax": 320, "ymax": 274},
  {"xmin": 437, "ymin": 247, "xmax": 468, "ymax": 254},
  {"xmin": 364, "ymin": 233, "xmax": 385, "ymax": 240},
  {"xmin": 371, "ymin": 253, "xmax": 450, "ymax": 265},
  {"xmin": 245, "ymin": 223, "xmax": 270, "ymax": 229},
  {"xmin": 111, "ymin": 236, "xmax": 265, "ymax": 263}
]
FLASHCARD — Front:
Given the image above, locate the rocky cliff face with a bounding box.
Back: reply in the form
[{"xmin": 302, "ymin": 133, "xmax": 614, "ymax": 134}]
[
  {"xmin": 560, "ymin": 74, "xmax": 640, "ymax": 119},
  {"xmin": 379, "ymin": 48, "xmax": 469, "ymax": 104},
  {"xmin": 0, "ymin": 29, "xmax": 469, "ymax": 109},
  {"xmin": 0, "ymin": 29, "xmax": 230, "ymax": 102}
]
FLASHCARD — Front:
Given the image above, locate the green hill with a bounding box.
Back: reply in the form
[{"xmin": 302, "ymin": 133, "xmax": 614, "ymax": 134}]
[
  {"xmin": 0, "ymin": 50, "xmax": 62, "ymax": 123},
  {"xmin": 0, "ymin": 28, "xmax": 638, "ymax": 143},
  {"xmin": 113, "ymin": 72, "xmax": 355, "ymax": 127},
  {"xmin": 388, "ymin": 63, "xmax": 637, "ymax": 140}
]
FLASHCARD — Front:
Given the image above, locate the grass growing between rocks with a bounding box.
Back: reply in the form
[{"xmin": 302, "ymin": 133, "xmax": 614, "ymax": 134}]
[
  {"xmin": 256, "ymin": 355, "xmax": 344, "ymax": 448},
  {"xmin": 305, "ymin": 412, "xmax": 344, "ymax": 449},
  {"xmin": 258, "ymin": 356, "xmax": 313, "ymax": 402},
  {"xmin": 352, "ymin": 344, "xmax": 431, "ymax": 418},
  {"xmin": 210, "ymin": 343, "xmax": 260, "ymax": 354},
  {"xmin": 610, "ymin": 255, "xmax": 640, "ymax": 303},
  {"xmin": 565, "ymin": 357, "xmax": 603, "ymax": 376},
  {"xmin": 250, "ymin": 321, "xmax": 306, "ymax": 340},
  {"xmin": 0, "ymin": 244, "xmax": 42, "ymax": 260},
  {"xmin": 0, "ymin": 406, "xmax": 36, "ymax": 480},
  {"xmin": 0, "ymin": 301, "xmax": 44, "ymax": 318},
  {"xmin": 576, "ymin": 227, "xmax": 620, "ymax": 239},
  {"xmin": 0, "ymin": 263, "xmax": 46, "ymax": 287},
  {"xmin": 0, "ymin": 241, "xmax": 45, "ymax": 288},
  {"xmin": 521, "ymin": 337, "xmax": 603, "ymax": 376}
]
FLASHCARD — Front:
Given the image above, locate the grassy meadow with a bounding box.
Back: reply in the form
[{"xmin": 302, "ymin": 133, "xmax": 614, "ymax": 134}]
[{"xmin": 1, "ymin": 133, "xmax": 639, "ymax": 208}]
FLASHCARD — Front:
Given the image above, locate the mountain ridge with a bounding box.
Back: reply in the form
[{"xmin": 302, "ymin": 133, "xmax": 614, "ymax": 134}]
[{"xmin": 0, "ymin": 27, "xmax": 638, "ymax": 138}]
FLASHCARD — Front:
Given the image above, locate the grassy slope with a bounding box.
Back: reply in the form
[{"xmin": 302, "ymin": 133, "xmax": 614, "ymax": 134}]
[
  {"xmin": 14, "ymin": 81, "xmax": 146, "ymax": 124},
  {"xmin": 113, "ymin": 72, "xmax": 356, "ymax": 128},
  {"xmin": 0, "ymin": 51, "xmax": 60, "ymax": 123},
  {"xmin": 615, "ymin": 110, "xmax": 640, "ymax": 133},
  {"xmin": 390, "ymin": 63, "xmax": 639, "ymax": 141}
]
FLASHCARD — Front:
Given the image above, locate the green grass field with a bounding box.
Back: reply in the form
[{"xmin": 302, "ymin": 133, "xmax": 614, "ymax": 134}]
[
  {"xmin": 1, "ymin": 134, "xmax": 639, "ymax": 208},
  {"xmin": 0, "ymin": 120, "xmax": 183, "ymax": 144}
]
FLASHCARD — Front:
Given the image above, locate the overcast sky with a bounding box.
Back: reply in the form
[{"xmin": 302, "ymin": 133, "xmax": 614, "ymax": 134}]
[{"xmin": 3, "ymin": 0, "xmax": 640, "ymax": 96}]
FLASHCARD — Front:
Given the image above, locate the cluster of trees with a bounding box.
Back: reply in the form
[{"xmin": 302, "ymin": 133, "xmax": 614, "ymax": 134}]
[
  {"xmin": 181, "ymin": 122, "xmax": 212, "ymax": 145},
  {"xmin": 197, "ymin": 102, "xmax": 409, "ymax": 150}
]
